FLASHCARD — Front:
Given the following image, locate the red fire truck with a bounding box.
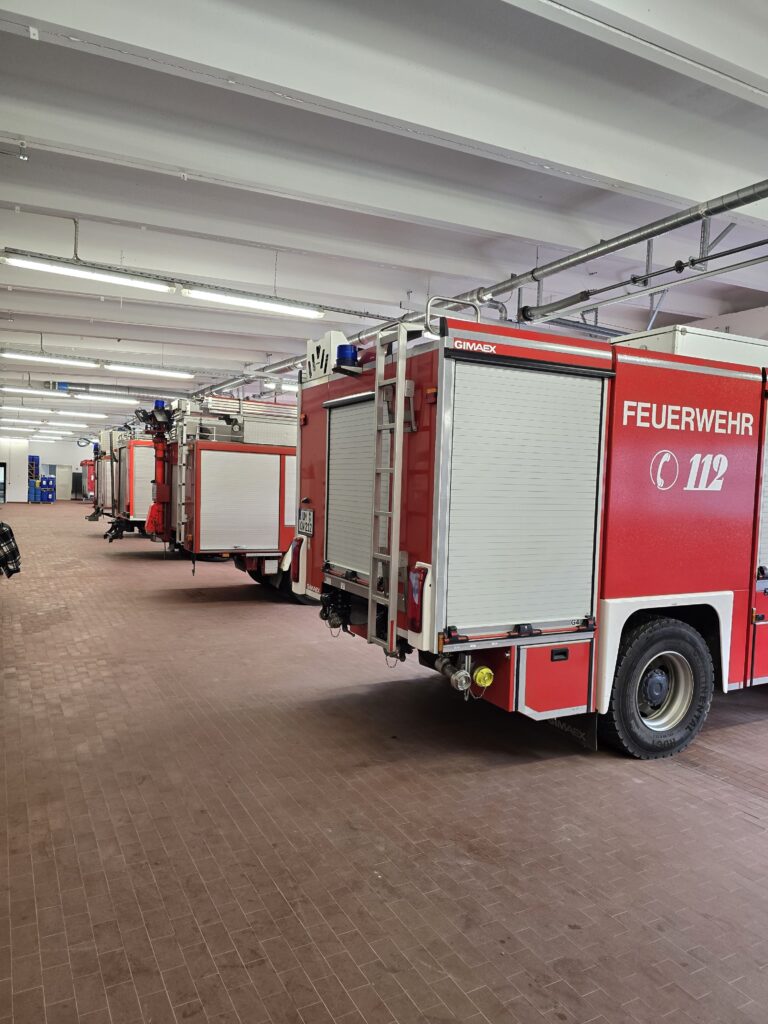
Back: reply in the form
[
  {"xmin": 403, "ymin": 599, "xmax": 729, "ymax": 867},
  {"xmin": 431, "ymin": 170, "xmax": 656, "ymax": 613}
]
[{"xmin": 292, "ymin": 321, "xmax": 768, "ymax": 758}]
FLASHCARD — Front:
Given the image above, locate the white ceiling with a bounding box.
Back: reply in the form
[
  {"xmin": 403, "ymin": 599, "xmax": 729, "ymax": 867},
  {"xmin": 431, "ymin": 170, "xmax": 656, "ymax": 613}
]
[{"xmin": 1, "ymin": 0, "xmax": 768, "ymax": 428}]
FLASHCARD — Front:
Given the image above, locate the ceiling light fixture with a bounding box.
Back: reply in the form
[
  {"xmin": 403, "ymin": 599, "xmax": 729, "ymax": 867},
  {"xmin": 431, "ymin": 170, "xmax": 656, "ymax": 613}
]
[
  {"xmin": 30, "ymin": 439, "xmax": 56, "ymax": 444},
  {"xmin": 38, "ymin": 428, "xmax": 73, "ymax": 435},
  {"xmin": 0, "ymin": 254, "xmax": 175, "ymax": 293},
  {"xmin": 0, "ymin": 404, "xmax": 54, "ymax": 414},
  {"xmin": 0, "ymin": 425, "xmax": 34, "ymax": 432},
  {"xmin": 105, "ymin": 363, "xmax": 194, "ymax": 380},
  {"xmin": 181, "ymin": 288, "xmax": 324, "ymax": 320},
  {"xmin": 0, "ymin": 416, "xmax": 43, "ymax": 424},
  {"xmin": 74, "ymin": 394, "xmax": 142, "ymax": 406},
  {"xmin": 55, "ymin": 410, "xmax": 107, "ymax": 419},
  {"xmin": 50, "ymin": 421, "xmax": 89, "ymax": 428},
  {"xmin": 0, "ymin": 351, "xmax": 99, "ymax": 368},
  {"xmin": 0, "ymin": 386, "xmax": 71, "ymax": 398},
  {"xmin": 262, "ymin": 381, "xmax": 299, "ymax": 393}
]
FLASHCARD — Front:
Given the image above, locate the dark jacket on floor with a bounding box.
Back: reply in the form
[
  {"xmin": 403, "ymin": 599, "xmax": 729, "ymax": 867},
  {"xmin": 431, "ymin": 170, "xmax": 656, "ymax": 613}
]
[{"xmin": 0, "ymin": 521, "xmax": 21, "ymax": 577}]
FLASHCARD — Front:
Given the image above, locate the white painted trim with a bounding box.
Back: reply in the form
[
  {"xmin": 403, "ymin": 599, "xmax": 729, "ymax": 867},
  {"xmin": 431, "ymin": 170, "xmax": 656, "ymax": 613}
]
[
  {"xmin": 406, "ymin": 562, "xmax": 434, "ymax": 652},
  {"xmin": 290, "ymin": 535, "xmax": 308, "ymax": 597},
  {"xmin": 596, "ymin": 592, "xmax": 733, "ymax": 714}
]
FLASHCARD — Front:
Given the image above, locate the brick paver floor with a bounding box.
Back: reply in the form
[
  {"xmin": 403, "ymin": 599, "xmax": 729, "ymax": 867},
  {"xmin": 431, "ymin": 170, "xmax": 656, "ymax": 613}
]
[{"xmin": 3, "ymin": 502, "xmax": 768, "ymax": 1023}]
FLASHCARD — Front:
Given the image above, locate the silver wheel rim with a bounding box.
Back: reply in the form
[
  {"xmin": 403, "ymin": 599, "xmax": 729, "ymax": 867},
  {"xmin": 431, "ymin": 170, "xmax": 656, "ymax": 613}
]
[{"xmin": 636, "ymin": 651, "xmax": 695, "ymax": 732}]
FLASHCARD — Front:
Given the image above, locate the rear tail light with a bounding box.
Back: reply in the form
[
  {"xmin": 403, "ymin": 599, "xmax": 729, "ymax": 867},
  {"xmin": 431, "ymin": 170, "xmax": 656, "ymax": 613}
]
[
  {"xmin": 290, "ymin": 537, "xmax": 304, "ymax": 584},
  {"xmin": 407, "ymin": 565, "xmax": 428, "ymax": 633}
]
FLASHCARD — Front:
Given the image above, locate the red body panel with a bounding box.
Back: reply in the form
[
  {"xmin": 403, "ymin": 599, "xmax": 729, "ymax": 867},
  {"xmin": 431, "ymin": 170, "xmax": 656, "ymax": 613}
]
[
  {"xmin": 521, "ymin": 641, "xmax": 591, "ymax": 714},
  {"xmin": 602, "ymin": 352, "xmax": 762, "ymax": 598},
  {"xmin": 80, "ymin": 459, "xmax": 95, "ymax": 499}
]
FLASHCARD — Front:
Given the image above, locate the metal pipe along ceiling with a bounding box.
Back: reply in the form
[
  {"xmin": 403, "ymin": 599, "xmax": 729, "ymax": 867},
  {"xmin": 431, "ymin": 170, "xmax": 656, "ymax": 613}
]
[
  {"xmin": 350, "ymin": 175, "xmax": 768, "ymax": 343},
  {"xmin": 535, "ymin": 250, "xmax": 768, "ymax": 325},
  {"xmin": 459, "ymin": 177, "xmax": 768, "ymax": 306}
]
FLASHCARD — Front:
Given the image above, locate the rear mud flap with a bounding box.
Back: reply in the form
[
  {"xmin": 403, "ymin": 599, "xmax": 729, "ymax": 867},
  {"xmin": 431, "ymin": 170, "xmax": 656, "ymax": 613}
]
[{"xmin": 548, "ymin": 712, "xmax": 598, "ymax": 752}]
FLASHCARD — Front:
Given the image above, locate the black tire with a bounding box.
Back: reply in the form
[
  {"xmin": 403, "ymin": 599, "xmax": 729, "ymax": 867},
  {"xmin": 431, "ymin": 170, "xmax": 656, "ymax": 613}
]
[{"xmin": 599, "ymin": 617, "xmax": 714, "ymax": 759}]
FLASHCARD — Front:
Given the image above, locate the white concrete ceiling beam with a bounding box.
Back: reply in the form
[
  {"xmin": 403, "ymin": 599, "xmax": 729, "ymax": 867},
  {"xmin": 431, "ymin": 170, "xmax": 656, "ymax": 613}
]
[
  {"xmin": 2, "ymin": 1, "xmax": 768, "ymax": 219},
  {"xmin": 500, "ymin": 0, "xmax": 768, "ymax": 109}
]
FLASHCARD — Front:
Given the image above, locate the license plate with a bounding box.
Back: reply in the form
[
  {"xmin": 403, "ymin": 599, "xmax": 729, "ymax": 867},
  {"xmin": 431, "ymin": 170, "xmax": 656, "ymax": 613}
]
[{"xmin": 297, "ymin": 508, "xmax": 314, "ymax": 536}]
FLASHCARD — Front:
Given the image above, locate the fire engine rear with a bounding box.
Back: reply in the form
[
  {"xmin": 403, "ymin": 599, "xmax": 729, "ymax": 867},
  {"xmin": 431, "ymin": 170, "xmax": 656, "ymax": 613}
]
[
  {"xmin": 293, "ymin": 321, "xmax": 768, "ymax": 758},
  {"xmin": 142, "ymin": 396, "xmax": 297, "ymax": 588}
]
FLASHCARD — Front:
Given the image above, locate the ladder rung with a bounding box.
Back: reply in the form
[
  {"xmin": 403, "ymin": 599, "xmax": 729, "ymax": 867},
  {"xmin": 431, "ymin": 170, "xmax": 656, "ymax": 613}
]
[
  {"xmin": 375, "ymin": 466, "xmax": 395, "ymax": 475},
  {"xmin": 378, "ymin": 423, "xmax": 395, "ymax": 431},
  {"xmin": 374, "ymin": 509, "xmax": 392, "ymax": 517},
  {"xmin": 370, "ymin": 594, "xmax": 389, "ymax": 605},
  {"xmin": 372, "ymin": 551, "xmax": 391, "ymax": 562}
]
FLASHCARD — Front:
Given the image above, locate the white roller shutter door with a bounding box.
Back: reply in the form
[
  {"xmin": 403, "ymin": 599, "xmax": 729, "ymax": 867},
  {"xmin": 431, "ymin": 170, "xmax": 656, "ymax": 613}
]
[
  {"xmin": 118, "ymin": 449, "xmax": 128, "ymax": 514},
  {"xmin": 283, "ymin": 455, "xmax": 297, "ymax": 527},
  {"xmin": 198, "ymin": 449, "xmax": 280, "ymax": 551},
  {"xmin": 326, "ymin": 400, "xmax": 389, "ymax": 576},
  {"xmin": 446, "ymin": 362, "xmax": 603, "ymax": 630},
  {"xmin": 132, "ymin": 445, "xmax": 155, "ymax": 522}
]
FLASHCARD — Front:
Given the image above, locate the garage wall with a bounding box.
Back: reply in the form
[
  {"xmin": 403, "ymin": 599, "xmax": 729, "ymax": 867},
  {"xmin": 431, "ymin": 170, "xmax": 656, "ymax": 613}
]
[
  {"xmin": 29, "ymin": 440, "xmax": 92, "ymax": 471},
  {"xmin": 0, "ymin": 438, "xmax": 29, "ymax": 503}
]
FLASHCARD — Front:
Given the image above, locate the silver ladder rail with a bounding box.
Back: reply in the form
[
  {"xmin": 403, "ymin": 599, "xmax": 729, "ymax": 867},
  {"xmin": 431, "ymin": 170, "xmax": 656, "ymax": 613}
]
[{"xmin": 368, "ymin": 323, "xmax": 409, "ymax": 655}]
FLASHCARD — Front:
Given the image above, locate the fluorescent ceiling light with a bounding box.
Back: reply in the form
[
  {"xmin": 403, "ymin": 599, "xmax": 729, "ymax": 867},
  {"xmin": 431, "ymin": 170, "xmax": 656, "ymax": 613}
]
[
  {"xmin": 0, "ymin": 386, "xmax": 70, "ymax": 398},
  {"xmin": 50, "ymin": 421, "xmax": 89, "ymax": 428},
  {"xmin": 105, "ymin": 363, "xmax": 194, "ymax": 379},
  {"xmin": 1, "ymin": 255, "xmax": 174, "ymax": 293},
  {"xmin": 74, "ymin": 394, "xmax": 141, "ymax": 406},
  {"xmin": 30, "ymin": 438, "xmax": 56, "ymax": 444},
  {"xmin": 0, "ymin": 404, "xmax": 54, "ymax": 414},
  {"xmin": 0, "ymin": 416, "xmax": 43, "ymax": 424},
  {"xmin": 0, "ymin": 351, "xmax": 99, "ymax": 368},
  {"xmin": 263, "ymin": 381, "xmax": 299, "ymax": 393},
  {"xmin": 181, "ymin": 287, "xmax": 324, "ymax": 320},
  {"xmin": 0, "ymin": 425, "xmax": 34, "ymax": 432},
  {"xmin": 55, "ymin": 410, "xmax": 107, "ymax": 419},
  {"xmin": 38, "ymin": 429, "xmax": 73, "ymax": 435},
  {"xmin": 2, "ymin": 436, "xmax": 30, "ymax": 442}
]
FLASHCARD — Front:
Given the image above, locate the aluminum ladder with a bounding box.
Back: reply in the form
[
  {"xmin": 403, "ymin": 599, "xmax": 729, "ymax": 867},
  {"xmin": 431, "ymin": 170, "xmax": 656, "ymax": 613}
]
[{"xmin": 367, "ymin": 323, "xmax": 409, "ymax": 655}]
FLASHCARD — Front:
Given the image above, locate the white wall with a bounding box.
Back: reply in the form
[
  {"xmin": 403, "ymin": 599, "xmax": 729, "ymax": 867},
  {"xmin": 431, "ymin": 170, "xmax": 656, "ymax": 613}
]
[
  {"xmin": 0, "ymin": 439, "xmax": 92, "ymax": 503},
  {"xmin": 0, "ymin": 438, "xmax": 29, "ymax": 503},
  {"xmin": 29, "ymin": 440, "xmax": 94, "ymax": 472}
]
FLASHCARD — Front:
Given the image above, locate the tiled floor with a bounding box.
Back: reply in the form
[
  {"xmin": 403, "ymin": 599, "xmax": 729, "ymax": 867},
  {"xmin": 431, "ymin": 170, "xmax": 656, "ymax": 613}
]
[{"xmin": 4, "ymin": 505, "xmax": 768, "ymax": 1024}]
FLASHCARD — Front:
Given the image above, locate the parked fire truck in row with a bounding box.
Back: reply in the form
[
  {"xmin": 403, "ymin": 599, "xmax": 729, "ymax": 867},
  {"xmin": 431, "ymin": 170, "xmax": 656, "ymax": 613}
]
[
  {"xmin": 87, "ymin": 428, "xmax": 149, "ymax": 534},
  {"xmin": 291, "ymin": 321, "xmax": 768, "ymax": 759},
  {"xmin": 92, "ymin": 430, "xmax": 155, "ymax": 540},
  {"xmin": 141, "ymin": 396, "xmax": 297, "ymax": 588}
]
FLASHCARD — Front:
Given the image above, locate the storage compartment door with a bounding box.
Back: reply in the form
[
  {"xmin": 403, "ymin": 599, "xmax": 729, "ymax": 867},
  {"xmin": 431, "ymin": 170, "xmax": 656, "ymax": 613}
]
[
  {"xmin": 197, "ymin": 449, "xmax": 280, "ymax": 552},
  {"xmin": 326, "ymin": 400, "xmax": 376, "ymax": 575},
  {"xmin": 445, "ymin": 362, "xmax": 603, "ymax": 631},
  {"xmin": 170, "ymin": 463, "xmax": 178, "ymax": 531},
  {"xmin": 283, "ymin": 455, "xmax": 296, "ymax": 527},
  {"xmin": 118, "ymin": 449, "xmax": 129, "ymax": 514},
  {"xmin": 131, "ymin": 444, "xmax": 154, "ymax": 521}
]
